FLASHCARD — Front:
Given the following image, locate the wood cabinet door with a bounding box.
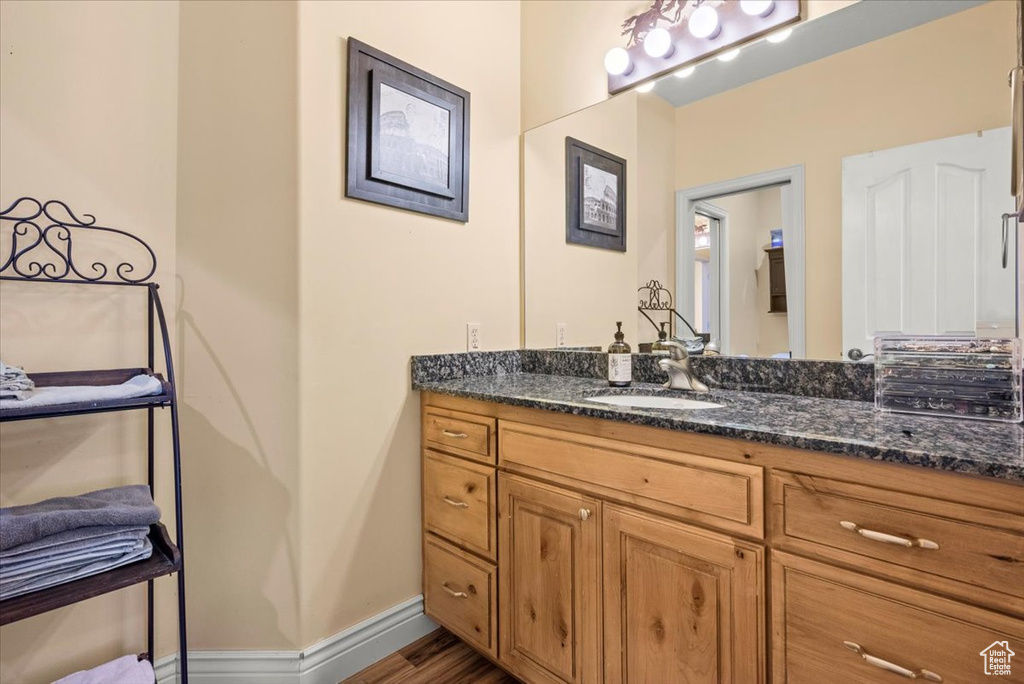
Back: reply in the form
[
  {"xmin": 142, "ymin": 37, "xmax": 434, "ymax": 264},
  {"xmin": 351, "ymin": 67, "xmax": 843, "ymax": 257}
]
[
  {"xmin": 603, "ymin": 505, "xmax": 764, "ymax": 684},
  {"xmin": 499, "ymin": 474, "xmax": 602, "ymax": 684}
]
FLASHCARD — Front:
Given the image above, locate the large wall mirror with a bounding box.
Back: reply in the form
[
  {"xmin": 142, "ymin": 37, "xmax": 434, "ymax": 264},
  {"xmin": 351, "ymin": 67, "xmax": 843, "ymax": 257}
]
[{"xmin": 523, "ymin": 0, "xmax": 1018, "ymax": 360}]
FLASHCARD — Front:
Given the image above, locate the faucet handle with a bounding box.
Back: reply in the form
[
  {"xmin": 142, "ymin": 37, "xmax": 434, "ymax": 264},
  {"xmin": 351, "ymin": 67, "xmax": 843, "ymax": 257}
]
[{"xmin": 662, "ymin": 339, "xmax": 688, "ymax": 361}]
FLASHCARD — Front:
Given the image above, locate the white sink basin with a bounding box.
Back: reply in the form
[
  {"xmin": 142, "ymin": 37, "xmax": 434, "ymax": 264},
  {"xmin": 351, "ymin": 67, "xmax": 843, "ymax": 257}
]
[{"xmin": 586, "ymin": 394, "xmax": 724, "ymax": 410}]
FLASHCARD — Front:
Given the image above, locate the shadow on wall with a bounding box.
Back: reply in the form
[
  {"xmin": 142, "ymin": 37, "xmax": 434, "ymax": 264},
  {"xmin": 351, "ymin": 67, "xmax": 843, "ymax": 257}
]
[
  {"xmin": 307, "ymin": 390, "xmax": 423, "ymax": 632},
  {"xmin": 178, "ymin": 401, "xmax": 294, "ymax": 647},
  {"xmin": 175, "ymin": 286, "xmax": 300, "ymax": 648}
]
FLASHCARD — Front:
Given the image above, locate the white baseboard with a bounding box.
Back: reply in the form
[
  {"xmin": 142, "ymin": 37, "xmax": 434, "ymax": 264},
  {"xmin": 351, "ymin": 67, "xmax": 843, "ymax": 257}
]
[{"xmin": 155, "ymin": 595, "xmax": 438, "ymax": 684}]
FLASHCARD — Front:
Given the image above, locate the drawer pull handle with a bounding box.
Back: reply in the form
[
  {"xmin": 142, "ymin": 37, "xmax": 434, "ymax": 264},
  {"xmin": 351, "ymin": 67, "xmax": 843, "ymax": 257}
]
[
  {"xmin": 840, "ymin": 521, "xmax": 939, "ymax": 550},
  {"xmin": 443, "ymin": 496, "xmax": 469, "ymax": 508},
  {"xmin": 843, "ymin": 641, "xmax": 943, "ymax": 681},
  {"xmin": 579, "ymin": 508, "xmax": 591, "ymax": 521},
  {"xmin": 441, "ymin": 582, "xmax": 469, "ymax": 599},
  {"xmin": 442, "ymin": 430, "xmax": 468, "ymax": 439}
]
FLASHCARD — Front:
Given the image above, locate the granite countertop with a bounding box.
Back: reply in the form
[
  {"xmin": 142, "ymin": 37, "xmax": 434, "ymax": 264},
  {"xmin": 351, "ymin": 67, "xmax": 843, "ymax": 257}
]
[{"xmin": 414, "ymin": 373, "xmax": 1024, "ymax": 482}]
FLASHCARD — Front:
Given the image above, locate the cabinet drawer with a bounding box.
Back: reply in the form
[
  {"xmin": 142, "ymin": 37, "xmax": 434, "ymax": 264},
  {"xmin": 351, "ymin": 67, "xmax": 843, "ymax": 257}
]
[
  {"xmin": 424, "ymin": 407, "xmax": 496, "ymax": 464},
  {"xmin": 499, "ymin": 421, "xmax": 763, "ymax": 538},
  {"xmin": 772, "ymin": 552, "xmax": 1024, "ymax": 684},
  {"xmin": 423, "ymin": 535, "xmax": 497, "ymax": 659},
  {"xmin": 771, "ymin": 472, "xmax": 1024, "ymax": 614},
  {"xmin": 423, "ymin": 450, "xmax": 496, "ymax": 560}
]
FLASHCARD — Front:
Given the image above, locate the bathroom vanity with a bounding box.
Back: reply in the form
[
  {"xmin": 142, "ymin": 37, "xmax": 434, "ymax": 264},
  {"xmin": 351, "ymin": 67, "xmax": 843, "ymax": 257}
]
[{"xmin": 414, "ymin": 354, "xmax": 1024, "ymax": 684}]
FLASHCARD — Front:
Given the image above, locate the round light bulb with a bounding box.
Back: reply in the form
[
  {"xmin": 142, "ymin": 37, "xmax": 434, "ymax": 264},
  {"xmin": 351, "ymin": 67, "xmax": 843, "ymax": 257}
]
[
  {"xmin": 604, "ymin": 47, "xmax": 632, "ymax": 76},
  {"xmin": 740, "ymin": 0, "xmax": 775, "ymax": 17},
  {"xmin": 674, "ymin": 65, "xmax": 696, "ymax": 79},
  {"xmin": 643, "ymin": 27, "xmax": 674, "ymax": 58},
  {"xmin": 717, "ymin": 48, "xmax": 741, "ymax": 62},
  {"xmin": 688, "ymin": 5, "xmax": 720, "ymax": 39},
  {"xmin": 766, "ymin": 27, "xmax": 792, "ymax": 43},
  {"xmin": 636, "ymin": 81, "xmax": 656, "ymax": 93}
]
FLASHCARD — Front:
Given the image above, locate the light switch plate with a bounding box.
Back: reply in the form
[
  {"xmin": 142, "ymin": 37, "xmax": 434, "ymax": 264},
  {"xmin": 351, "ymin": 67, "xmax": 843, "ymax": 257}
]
[{"xmin": 467, "ymin": 323, "xmax": 481, "ymax": 352}]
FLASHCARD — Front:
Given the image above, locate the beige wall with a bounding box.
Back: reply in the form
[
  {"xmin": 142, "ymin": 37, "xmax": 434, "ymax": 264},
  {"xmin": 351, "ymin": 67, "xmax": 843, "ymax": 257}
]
[
  {"xmin": 675, "ymin": 1, "xmax": 1015, "ymax": 359},
  {"xmin": 524, "ymin": 90, "xmax": 677, "ymax": 350},
  {"xmin": 524, "ymin": 93, "xmax": 639, "ymax": 348},
  {"xmin": 521, "ymin": 0, "xmax": 639, "ymax": 132},
  {"xmin": 296, "ymin": 0, "xmax": 521, "ymax": 646},
  {"xmin": 176, "ymin": 0, "xmax": 301, "ymax": 651},
  {"xmin": 636, "ymin": 94, "xmax": 677, "ymax": 344},
  {"xmin": 713, "ymin": 187, "xmax": 788, "ymax": 356},
  {"xmin": 0, "ymin": 1, "xmax": 180, "ymax": 682}
]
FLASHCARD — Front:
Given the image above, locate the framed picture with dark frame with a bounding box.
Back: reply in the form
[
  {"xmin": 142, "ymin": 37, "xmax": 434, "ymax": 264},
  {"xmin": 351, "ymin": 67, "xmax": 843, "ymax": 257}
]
[
  {"xmin": 346, "ymin": 38, "xmax": 470, "ymax": 222},
  {"xmin": 565, "ymin": 137, "xmax": 626, "ymax": 252}
]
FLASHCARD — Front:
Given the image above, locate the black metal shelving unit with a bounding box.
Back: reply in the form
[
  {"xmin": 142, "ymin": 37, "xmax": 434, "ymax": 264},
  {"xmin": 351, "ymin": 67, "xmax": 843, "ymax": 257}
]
[{"xmin": 0, "ymin": 197, "xmax": 188, "ymax": 683}]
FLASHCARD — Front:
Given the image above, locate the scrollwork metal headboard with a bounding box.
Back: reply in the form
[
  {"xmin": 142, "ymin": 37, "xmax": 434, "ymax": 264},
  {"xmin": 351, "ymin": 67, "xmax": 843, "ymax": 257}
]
[{"xmin": 0, "ymin": 197, "xmax": 157, "ymax": 285}]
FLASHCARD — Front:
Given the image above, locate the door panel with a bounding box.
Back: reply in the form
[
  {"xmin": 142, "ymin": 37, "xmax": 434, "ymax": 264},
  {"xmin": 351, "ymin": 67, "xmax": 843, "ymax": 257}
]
[
  {"xmin": 499, "ymin": 474, "xmax": 602, "ymax": 684},
  {"xmin": 842, "ymin": 127, "xmax": 1015, "ymax": 357},
  {"xmin": 603, "ymin": 505, "xmax": 764, "ymax": 684}
]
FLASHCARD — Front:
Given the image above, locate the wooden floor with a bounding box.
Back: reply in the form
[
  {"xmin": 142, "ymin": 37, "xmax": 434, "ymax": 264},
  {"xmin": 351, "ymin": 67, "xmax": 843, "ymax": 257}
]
[{"xmin": 342, "ymin": 629, "xmax": 518, "ymax": 684}]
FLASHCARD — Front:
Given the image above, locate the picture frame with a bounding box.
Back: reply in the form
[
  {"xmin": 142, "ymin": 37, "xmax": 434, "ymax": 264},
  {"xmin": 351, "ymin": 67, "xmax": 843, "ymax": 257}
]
[
  {"xmin": 346, "ymin": 38, "xmax": 470, "ymax": 222},
  {"xmin": 565, "ymin": 137, "xmax": 626, "ymax": 252}
]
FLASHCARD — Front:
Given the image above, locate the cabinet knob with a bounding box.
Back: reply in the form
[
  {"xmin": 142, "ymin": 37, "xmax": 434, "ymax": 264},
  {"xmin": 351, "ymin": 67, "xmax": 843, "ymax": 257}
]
[{"xmin": 578, "ymin": 508, "xmax": 591, "ymax": 521}]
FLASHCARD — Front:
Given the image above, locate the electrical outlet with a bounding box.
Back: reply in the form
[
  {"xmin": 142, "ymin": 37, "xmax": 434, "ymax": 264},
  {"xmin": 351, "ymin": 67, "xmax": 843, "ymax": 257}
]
[
  {"xmin": 556, "ymin": 323, "xmax": 568, "ymax": 348},
  {"xmin": 467, "ymin": 323, "xmax": 481, "ymax": 352}
]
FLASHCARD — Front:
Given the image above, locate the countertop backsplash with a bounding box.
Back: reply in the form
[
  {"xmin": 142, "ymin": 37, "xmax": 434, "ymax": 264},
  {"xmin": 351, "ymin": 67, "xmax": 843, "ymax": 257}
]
[{"xmin": 412, "ymin": 349, "xmax": 875, "ymax": 402}]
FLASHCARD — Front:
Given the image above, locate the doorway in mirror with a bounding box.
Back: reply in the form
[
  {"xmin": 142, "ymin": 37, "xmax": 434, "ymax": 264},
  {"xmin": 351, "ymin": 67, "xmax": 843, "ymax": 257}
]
[{"xmin": 688, "ymin": 187, "xmax": 791, "ymax": 358}]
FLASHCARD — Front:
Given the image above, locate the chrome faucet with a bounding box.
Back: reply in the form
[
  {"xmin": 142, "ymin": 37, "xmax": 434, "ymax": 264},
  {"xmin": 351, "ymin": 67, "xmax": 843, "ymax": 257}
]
[{"xmin": 658, "ymin": 340, "xmax": 710, "ymax": 392}]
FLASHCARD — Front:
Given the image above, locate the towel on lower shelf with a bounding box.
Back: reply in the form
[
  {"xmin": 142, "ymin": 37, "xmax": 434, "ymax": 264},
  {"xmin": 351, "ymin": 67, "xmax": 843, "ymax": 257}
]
[
  {"xmin": 0, "ymin": 373, "xmax": 162, "ymax": 410},
  {"xmin": 0, "ymin": 526, "xmax": 149, "ymax": 579},
  {"xmin": 0, "ymin": 525, "xmax": 150, "ymax": 568},
  {"xmin": 0, "ymin": 360, "xmax": 35, "ymax": 400},
  {"xmin": 0, "ymin": 537, "xmax": 152, "ymax": 600},
  {"xmin": 0, "ymin": 485, "xmax": 160, "ymax": 551},
  {"xmin": 53, "ymin": 654, "xmax": 155, "ymax": 684},
  {"xmin": 0, "ymin": 487, "xmax": 160, "ymax": 599}
]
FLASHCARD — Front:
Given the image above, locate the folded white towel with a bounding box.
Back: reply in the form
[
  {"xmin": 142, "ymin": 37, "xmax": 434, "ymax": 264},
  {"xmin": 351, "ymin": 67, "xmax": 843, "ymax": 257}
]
[
  {"xmin": 0, "ymin": 374, "xmax": 162, "ymax": 410},
  {"xmin": 53, "ymin": 654, "xmax": 155, "ymax": 684},
  {"xmin": 0, "ymin": 360, "xmax": 34, "ymax": 400}
]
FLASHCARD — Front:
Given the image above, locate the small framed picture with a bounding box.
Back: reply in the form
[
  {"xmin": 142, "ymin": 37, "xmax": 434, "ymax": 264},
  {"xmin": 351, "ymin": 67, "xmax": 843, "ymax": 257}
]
[
  {"xmin": 565, "ymin": 137, "xmax": 626, "ymax": 252},
  {"xmin": 346, "ymin": 38, "xmax": 470, "ymax": 222}
]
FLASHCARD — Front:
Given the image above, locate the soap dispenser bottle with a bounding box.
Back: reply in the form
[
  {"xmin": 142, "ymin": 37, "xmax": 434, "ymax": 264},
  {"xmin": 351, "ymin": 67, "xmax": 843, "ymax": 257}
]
[
  {"xmin": 650, "ymin": 322, "xmax": 671, "ymax": 356},
  {"xmin": 607, "ymin": 321, "xmax": 632, "ymax": 387}
]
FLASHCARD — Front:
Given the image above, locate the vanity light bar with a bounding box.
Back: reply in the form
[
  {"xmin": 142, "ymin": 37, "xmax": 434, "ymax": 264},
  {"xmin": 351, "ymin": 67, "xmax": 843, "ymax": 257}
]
[{"xmin": 606, "ymin": 0, "xmax": 801, "ymax": 95}]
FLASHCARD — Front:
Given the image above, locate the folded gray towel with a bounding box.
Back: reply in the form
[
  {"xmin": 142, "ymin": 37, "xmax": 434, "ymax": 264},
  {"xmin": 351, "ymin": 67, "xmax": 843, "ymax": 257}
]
[
  {"xmin": 0, "ymin": 525, "xmax": 149, "ymax": 566},
  {"xmin": 1, "ymin": 530, "xmax": 150, "ymax": 580},
  {"xmin": 0, "ymin": 537, "xmax": 152, "ymax": 600},
  {"xmin": 0, "ymin": 486, "xmax": 160, "ymax": 551}
]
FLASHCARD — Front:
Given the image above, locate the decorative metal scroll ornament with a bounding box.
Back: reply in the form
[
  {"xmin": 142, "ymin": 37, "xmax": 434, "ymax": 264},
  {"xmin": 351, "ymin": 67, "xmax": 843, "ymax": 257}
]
[
  {"xmin": 638, "ymin": 279, "xmax": 675, "ymax": 311},
  {"xmin": 637, "ymin": 279, "xmax": 704, "ymax": 341},
  {"xmin": 0, "ymin": 197, "xmax": 157, "ymax": 284}
]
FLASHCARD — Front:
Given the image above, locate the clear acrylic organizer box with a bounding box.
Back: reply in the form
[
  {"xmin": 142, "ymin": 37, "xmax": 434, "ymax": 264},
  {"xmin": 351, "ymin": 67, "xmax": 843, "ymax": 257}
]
[{"xmin": 874, "ymin": 336, "xmax": 1022, "ymax": 423}]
